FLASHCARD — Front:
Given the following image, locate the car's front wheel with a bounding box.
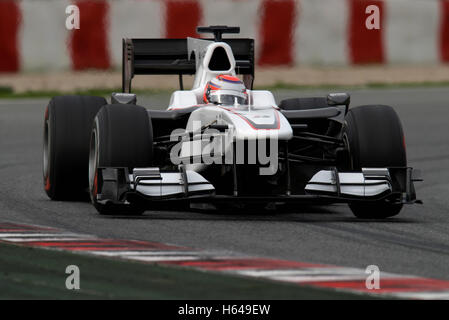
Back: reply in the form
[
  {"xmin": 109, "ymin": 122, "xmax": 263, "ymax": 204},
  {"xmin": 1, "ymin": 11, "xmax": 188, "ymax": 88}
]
[
  {"xmin": 343, "ymin": 105, "xmax": 406, "ymax": 219},
  {"xmin": 89, "ymin": 104, "xmax": 153, "ymax": 215}
]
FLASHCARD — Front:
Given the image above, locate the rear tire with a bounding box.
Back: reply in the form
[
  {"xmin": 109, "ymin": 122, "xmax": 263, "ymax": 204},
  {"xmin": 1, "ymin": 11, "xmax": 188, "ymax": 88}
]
[
  {"xmin": 343, "ymin": 105, "xmax": 406, "ymax": 219},
  {"xmin": 43, "ymin": 95, "xmax": 107, "ymax": 200},
  {"xmin": 89, "ymin": 104, "xmax": 153, "ymax": 215}
]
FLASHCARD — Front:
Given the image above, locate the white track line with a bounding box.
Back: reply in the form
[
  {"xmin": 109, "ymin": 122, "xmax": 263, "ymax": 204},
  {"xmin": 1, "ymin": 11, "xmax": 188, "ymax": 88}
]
[
  {"xmin": 88, "ymin": 251, "xmax": 204, "ymax": 257},
  {"xmin": 0, "ymin": 233, "xmax": 91, "ymax": 238},
  {"xmin": 125, "ymin": 256, "xmax": 206, "ymax": 262},
  {"xmin": 390, "ymin": 291, "xmax": 449, "ymax": 300},
  {"xmin": 122, "ymin": 255, "xmax": 237, "ymax": 263},
  {"xmin": 3, "ymin": 237, "xmax": 95, "ymax": 242},
  {"xmin": 230, "ymin": 268, "xmax": 415, "ymax": 283}
]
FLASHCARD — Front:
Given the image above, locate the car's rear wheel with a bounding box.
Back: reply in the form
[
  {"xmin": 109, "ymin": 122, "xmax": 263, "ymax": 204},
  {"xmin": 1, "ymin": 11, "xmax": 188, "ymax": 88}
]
[
  {"xmin": 343, "ymin": 105, "xmax": 406, "ymax": 219},
  {"xmin": 43, "ymin": 95, "xmax": 106, "ymax": 200},
  {"xmin": 89, "ymin": 104, "xmax": 153, "ymax": 215}
]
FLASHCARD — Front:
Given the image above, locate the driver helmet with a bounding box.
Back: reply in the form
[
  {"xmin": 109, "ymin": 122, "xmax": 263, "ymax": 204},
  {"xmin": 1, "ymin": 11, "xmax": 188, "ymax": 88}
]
[{"xmin": 203, "ymin": 75, "xmax": 248, "ymax": 105}]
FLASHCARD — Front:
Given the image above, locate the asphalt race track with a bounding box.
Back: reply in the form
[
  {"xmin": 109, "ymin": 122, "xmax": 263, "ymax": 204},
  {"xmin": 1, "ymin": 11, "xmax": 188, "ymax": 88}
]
[{"xmin": 0, "ymin": 87, "xmax": 448, "ymax": 281}]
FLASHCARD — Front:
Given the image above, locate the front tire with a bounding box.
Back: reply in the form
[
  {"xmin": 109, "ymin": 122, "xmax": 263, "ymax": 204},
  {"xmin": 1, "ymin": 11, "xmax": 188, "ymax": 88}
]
[
  {"xmin": 43, "ymin": 95, "xmax": 106, "ymax": 200},
  {"xmin": 89, "ymin": 104, "xmax": 153, "ymax": 215},
  {"xmin": 344, "ymin": 105, "xmax": 406, "ymax": 219}
]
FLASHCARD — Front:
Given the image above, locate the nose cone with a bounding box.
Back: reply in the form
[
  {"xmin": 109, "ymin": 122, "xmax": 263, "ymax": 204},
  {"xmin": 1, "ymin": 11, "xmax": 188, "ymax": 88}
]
[{"xmin": 220, "ymin": 106, "xmax": 293, "ymax": 140}]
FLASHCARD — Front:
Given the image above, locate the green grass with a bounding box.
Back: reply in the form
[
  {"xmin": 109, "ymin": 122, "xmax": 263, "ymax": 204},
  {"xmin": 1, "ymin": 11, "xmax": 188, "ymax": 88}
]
[
  {"xmin": 255, "ymin": 80, "xmax": 449, "ymax": 91},
  {"xmin": 0, "ymin": 87, "xmax": 172, "ymax": 99},
  {"xmin": 0, "ymin": 242, "xmax": 372, "ymax": 300},
  {"xmin": 2, "ymin": 80, "xmax": 449, "ymax": 99}
]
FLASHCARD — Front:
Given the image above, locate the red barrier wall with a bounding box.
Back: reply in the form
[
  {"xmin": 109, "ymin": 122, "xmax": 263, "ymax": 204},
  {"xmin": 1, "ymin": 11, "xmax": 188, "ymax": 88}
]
[
  {"xmin": 165, "ymin": 0, "xmax": 202, "ymax": 38},
  {"xmin": 0, "ymin": 1, "xmax": 21, "ymax": 72},
  {"xmin": 348, "ymin": 0, "xmax": 385, "ymax": 64},
  {"xmin": 70, "ymin": 0, "xmax": 110, "ymax": 70},
  {"xmin": 258, "ymin": 0, "xmax": 296, "ymax": 66}
]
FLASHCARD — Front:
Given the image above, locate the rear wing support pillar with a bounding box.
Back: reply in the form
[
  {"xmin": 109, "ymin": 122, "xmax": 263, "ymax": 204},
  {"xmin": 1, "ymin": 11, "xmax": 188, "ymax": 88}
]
[{"xmin": 122, "ymin": 39, "xmax": 134, "ymax": 93}]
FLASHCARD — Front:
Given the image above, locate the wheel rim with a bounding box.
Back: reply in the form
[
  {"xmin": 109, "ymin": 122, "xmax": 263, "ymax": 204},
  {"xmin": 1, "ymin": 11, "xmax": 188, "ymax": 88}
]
[
  {"xmin": 342, "ymin": 131, "xmax": 354, "ymax": 170},
  {"xmin": 88, "ymin": 125, "xmax": 99, "ymax": 202},
  {"xmin": 43, "ymin": 109, "xmax": 50, "ymax": 183}
]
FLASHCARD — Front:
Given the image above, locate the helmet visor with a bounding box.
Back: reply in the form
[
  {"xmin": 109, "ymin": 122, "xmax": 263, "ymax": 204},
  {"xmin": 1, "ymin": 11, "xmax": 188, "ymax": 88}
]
[{"xmin": 209, "ymin": 91, "xmax": 248, "ymax": 105}]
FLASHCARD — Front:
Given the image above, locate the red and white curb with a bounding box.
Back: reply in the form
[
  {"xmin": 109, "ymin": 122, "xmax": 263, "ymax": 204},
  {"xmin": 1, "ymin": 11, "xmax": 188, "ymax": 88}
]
[{"xmin": 1, "ymin": 221, "xmax": 449, "ymax": 300}]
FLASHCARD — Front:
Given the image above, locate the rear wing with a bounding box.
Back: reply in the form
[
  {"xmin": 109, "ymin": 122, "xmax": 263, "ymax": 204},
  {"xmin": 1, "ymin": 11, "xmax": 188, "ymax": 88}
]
[{"xmin": 122, "ymin": 38, "xmax": 255, "ymax": 92}]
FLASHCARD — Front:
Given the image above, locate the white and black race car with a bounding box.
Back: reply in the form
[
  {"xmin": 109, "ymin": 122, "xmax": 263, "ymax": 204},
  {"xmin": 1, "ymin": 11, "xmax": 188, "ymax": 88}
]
[{"xmin": 43, "ymin": 26, "xmax": 421, "ymax": 218}]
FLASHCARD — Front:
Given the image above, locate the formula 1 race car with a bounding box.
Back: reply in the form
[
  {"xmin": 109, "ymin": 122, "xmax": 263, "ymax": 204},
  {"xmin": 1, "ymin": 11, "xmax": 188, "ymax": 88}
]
[{"xmin": 43, "ymin": 26, "xmax": 421, "ymax": 218}]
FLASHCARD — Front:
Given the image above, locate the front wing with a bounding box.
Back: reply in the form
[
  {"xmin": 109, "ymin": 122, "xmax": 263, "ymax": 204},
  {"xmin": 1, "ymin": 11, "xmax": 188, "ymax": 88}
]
[{"xmin": 94, "ymin": 166, "xmax": 422, "ymax": 207}]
